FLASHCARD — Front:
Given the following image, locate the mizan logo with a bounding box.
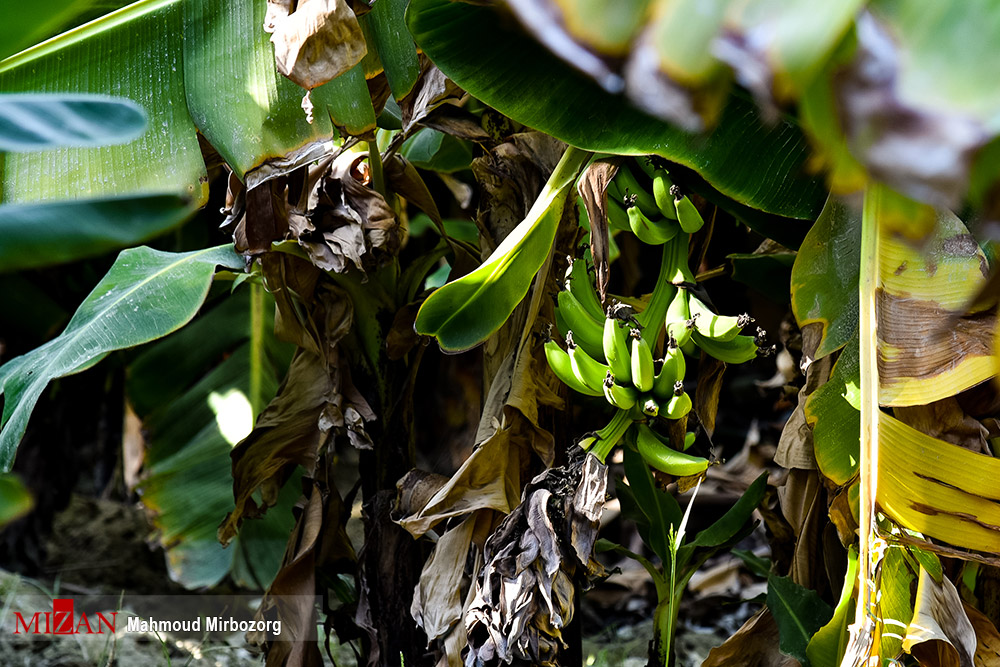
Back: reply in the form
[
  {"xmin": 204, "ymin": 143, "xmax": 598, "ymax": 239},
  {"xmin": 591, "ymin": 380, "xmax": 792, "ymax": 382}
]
[{"xmin": 14, "ymin": 599, "xmax": 117, "ymax": 635}]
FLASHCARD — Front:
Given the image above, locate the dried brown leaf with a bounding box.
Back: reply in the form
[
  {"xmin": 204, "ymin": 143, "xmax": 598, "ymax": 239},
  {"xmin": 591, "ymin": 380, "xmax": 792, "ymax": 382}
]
[
  {"xmin": 265, "ymin": 0, "xmax": 367, "ymax": 90},
  {"xmin": 576, "ymin": 157, "xmax": 620, "ymax": 303},
  {"xmin": 701, "ymin": 607, "xmax": 801, "ymax": 667},
  {"xmin": 894, "ymin": 397, "xmax": 990, "ymax": 455},
  {"xmin": 694, "ymin": 354, "xmax": 727, "ymax": 437},
  {"xmin": 902, "ymin": 568, "xmax": 977, "ymax": 667},
  {"xmin": 411, "ymin": 517, "xmax": 476, "ymax": 643},
  {"xmin": 965, "ymin": 603, "xmax": 1000, "ymax": 667}
]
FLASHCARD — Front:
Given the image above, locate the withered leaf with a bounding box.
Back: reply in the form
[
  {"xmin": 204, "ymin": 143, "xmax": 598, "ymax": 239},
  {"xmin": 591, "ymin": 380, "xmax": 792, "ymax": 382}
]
[
  {"xmin": 902, "ymin": 568, "xmax": 977, "ymax": 667},
  {"xmin": 694, "ymin": 353, "xmax": 727, "ymax": 437},
  {"xmin": 576, "ymin": 157, "xmax": 620, "ymax": 303},
  {"xmin": 894, "ymin": 397, "xmax": 990, "ymax": 455},
  {"xmin": 265, "ymin": 0, "xmax": 368, "ymax": 90},
  {"xmin": 702, "ymin": 607, "xmax": 800, "ymax": 667},
  {"xmin": 411, "ymin": 516, "xmax": 476, "ymax": 643}
]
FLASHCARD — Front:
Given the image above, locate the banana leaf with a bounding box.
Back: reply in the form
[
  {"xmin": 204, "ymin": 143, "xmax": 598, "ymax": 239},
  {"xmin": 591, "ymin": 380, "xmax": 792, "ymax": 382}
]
[
  {"xmin": 0, "ymin": 244, "xmax": 243, "ymax": 470},
  {"xmin": 406, "ymin": 0, "xmax": 827, "ymax": 220},
  {"xmin": 0, "ymin": 93, "xmax": 146, "ymax": 150}
]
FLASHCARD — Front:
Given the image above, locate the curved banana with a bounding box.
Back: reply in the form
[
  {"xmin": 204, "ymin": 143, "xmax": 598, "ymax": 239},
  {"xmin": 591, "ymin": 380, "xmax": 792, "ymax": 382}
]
[
  {"xmin": 671, "ymin": 186, "xmax": 705, "ymax": 234},
  {"xmin": 567, "ymin": 332, "xmax": 610, "ymax": 394},
  {"xmin": 664, "ymin": 231, "xmax": 696, "ymax": 285},
  {"xmin": 603, "ymin": 310, "xmax": 633, "ymax": 384},
  {"xmin": 566, "ymin": 258, "xmax": 605, "ymax": 321},
  {"xmin": 652, "ymin": 339, "xmax": 686, "ymax": 401},
  {"xmin": 544, "ymin": 339, "xmax": 603, "ymax": 397},
  {"xmin": 603, "ymin": 372, "xmax": 639, "ymax": 410},
  {"xmin": 665, "ymin": 287, "xmax": 694, "ymax": 348},
  {"xmin": 635, "ymin": 422, "xmax": 709, "ymax": 476},
  {"xmin": 557, "ymin": 290, "xmax": 606, "ymax": 361},
  {"xmin": 692, "ymin": 331, "xmax": 759, "ymax": 364},
  {"xmin": 606, "ymin": 175, "xmax": 625, "ymax": 207},
  {"xmin": 606, "ymin": 196, "xmax": 631, "ymax": 232},
  {"xmin": 664, "ymin": 388, "xmax": 693, "ymax": 419},
  {"xmin": 630, "ymin": 328, "xmax": 654, "ymax": 392},
  {"xmin": 688, "ymin": 293, "xmax": 752, "ymax": 342},
  {"xmin": 614, "ymin": 162, "xmax": 659, "ymax": 219},
  {"xmin": 579, "ymin": 408, "xmax": 633, "ymax": 462},
  {"xmin": 628, "ymin": 205, "xmax": 679, "ymax": 246},
  {"xmin": 636, "ymin": 245, "xmax": 677, "ymax": 345},
  {"xmin": 652, "ymin": 169, "xmax": 678, "ymax": 220}
]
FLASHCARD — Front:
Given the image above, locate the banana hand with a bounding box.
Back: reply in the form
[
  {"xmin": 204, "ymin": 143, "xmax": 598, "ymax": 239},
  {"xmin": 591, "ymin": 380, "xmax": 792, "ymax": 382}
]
[
  {"xmin": 652, "ymin": 339, "xmax": 686, "ymax": 401},
  {"xmin": 628, "ymin": 205, "xmax": 679, "ymax": 246},
  {"xmin": 567, "ymin": 331, "xmax": 610, "ymax": 394},
  {"xmin": 557, "ymin": 289, "xmax": 606, "ymax": 362},
  {"xmin": 692, "ymin": 331, "xmax": 759, "ymax": 364},
  {"xmin": 688, "ymin": 293, "xmax": 752, "ymax": 342}
]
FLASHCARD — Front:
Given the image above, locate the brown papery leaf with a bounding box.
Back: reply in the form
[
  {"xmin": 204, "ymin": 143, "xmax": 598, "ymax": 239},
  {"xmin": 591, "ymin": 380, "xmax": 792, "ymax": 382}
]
[
  {"xmin": 243, "ymin": 178, "xmax": 290, "ymax": 254},
  {"xmin": 902, "ymin": 568, "xmax": 977, "ymax": 667},
  {"xmin": 694, "ymin": 353, "xmax": 726, "ymax": 437},
  {"xmin": 964, "ymin": 604, "xmax": 1000, "ymax": 667},
  {"xmin": 265, "ymin": 0, "xmax": 367, "ymax": 90},
  {"xmin": 702, "ymin": 607, "xmax": 800, "ymax": 667},
  {"xmin": 894, "ymin": 397, "xmax": 990, "ymax": 455},
  {"xmin": 577, "ymin": 157, "xmax": 620, "ymax": 304},
  {"xmin": 411, "ymin": 517, "xmax": 476, "ymax": 644}
]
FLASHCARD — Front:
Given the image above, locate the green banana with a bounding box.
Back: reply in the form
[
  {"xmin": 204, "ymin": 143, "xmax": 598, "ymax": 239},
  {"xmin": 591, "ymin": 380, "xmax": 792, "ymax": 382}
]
[
  {"xmin": 636, "ymin": 245, "xmax": 677, "ymax": 346},
  {"xmin": 692, "ymin": 331, "xmax": 759, "ymax": 364},
  {"xmin": 567, "ymin": 332, "xmax": 610, "ymax": 394},
  {"xmin": 687, "ymin": 293, "xmax": 752, "ymax": 342},
  {"xmin": 603, "ymin": 372, "xmax": 639, "ymax": 410},
  {"xmin": 606, "ymin": 175, "xmax": 625, "ymax": 207},
  {"xmin": 630, "ymin": 328, "xmax": 654, "ymax": 392},
  {"xmin": 683, "ymin": 431, "xmax": 696, "ymax": 451},
  {"xmin": 628, "ymin": 204, "xmax": 679, "ymax": 246},
  {"xmin": 652, "ymin": 169, "xmax": 678, "ymax": 220},
  {"xmin": 557, "ymin": 289, "xmax": 606, "ymax": 361},
  {"xmin": 544, "ymin": 339, "xmax": 603, "ymax": 397},
  {"xmin": 603, "ymin": 309, "xmax": 633, "ymax": 384},
  {"xmin": 566, "ymin": 258, "xmax": 605, "ymax": 321},
  {"xmin": 652, "ymin": 339, "xmax": 686, "ymax": 401},
  {"xmin": 606, "ymin": 196, "xmax": 631, "ymax": 232},
  {"xmin": 635, "ymin": 422, "xmax": 709, "ymax": 476},
  {"xmin": 680, "ymin": 337, "xmax": 698, "ymax": 357},
  {"xmin": 642, "ymin": 397, "xmax": 660, "ymax": 418},
  {"xmin": 672, "ymin": 186, "xmax": 705, "ymax": 234},
  {"xmin": 614, "ymin": 162, "xmax": 659, "ymax": 219},
  {"xmin": 579, "ymin": 408, "xmax": 633, "ymax": 462},
  {"xmin": 664, "ymin": 388, "xmax": 693, "ymax": 420},
  {"xmin": 665, "ymin": 287, "xmax": 694, "ymax": 348},
  {"xmin": 664, "ymin": 231, "xmax": 696, "ymax": 285}
]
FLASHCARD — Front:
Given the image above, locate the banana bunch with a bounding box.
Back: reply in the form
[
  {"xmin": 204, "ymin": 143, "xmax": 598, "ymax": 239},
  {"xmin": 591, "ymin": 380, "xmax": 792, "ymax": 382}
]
[{"xmin": 546, "ymin": 156, "xmax": 773, "ymax": 471}]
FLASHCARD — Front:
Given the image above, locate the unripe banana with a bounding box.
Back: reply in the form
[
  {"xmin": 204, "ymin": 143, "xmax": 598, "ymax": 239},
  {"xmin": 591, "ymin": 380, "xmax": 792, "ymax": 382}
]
[
  {"xmin": 642, "ymin": 397, "xmax": 660, "ymax": 418},
  {"xmin": 614, "ymin": 162, "xmax": 659, "ymax": 219},
  {"xmin": 544, "ymin": 339, "xmax": 603, "ymax": 397},
  {"xmin": 603, "ymin": 309, "xmax": 633, "ymax": 384},
  {"xmin": 652, "ymin": 339, "xmax": 686, "ymax": 401},
  {"xmin": 687, "ymin": 293, "xmax": 752, "ymax": 342},
  {"xmin": 628, "ymin": 205, "xmax": 679, "ymax": 246},
  {"xmin": 671, "ymin": 186, "xmax": 705, "ymax": 234},
  {"xmin": 557, "ymin": 290, "xmax": 606, "ymax": 361},
  {"xmin": 652, "ymin": 169, "xmax": 678, "ymax": 220},
  {"xmin": 603, "ymin": 372, "xmax": 638, "ymax": 410},
  {"xmin": 692, "ymin": 331, "xmax": 759, "ymax": 364},
  {"xmin": 664, "ymin": 387, "xmax": 692, "ymax": 419},
  {"xmin": 566, "ymin": 258, "xmax": 605, "ymax": 321},
  {"xmin": 567, "ymin": 332, "xmax": 610, "ymax": 394},
  {"xmin": 579, "ymin": 408, "xmax": 633, "ymax": 462},
  {"xmin": 664, "ymin": 231, "xmax": 696, "ymax": 285},
  {"xmin": 629, "ymin": 328, "xmax": 654, "ymax": 392},
  {"xmin": 665, "ymin": 287, "xmax": 694, "ymax": 348},
  {"xmin": 636, "ymin": 245, "xmax": 677, "ymax": 346},
  {"xmin": 683, "ymin": 431, "xmax": 696, "ymax": 451},
  {"xmin": 635, "ymin": 422, "xmax": 709, "ymax": 476},
  {"xmin": 606, "ymin": 196, "xmax": 631, "ymax": 232}
]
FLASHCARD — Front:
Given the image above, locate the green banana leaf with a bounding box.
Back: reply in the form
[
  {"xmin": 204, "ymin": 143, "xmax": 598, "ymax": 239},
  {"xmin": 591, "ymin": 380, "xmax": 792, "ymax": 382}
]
[
  {"xmin": 767, "ymin": 574, "xmax": 834, "ymax": 666},
  {"xmin": 0, "ymin": 93, "xmax": 146, "ymax": 150},
  {"xmin": 406, "ymin": 0, "xmax": 827, "ymax": 220},
  {"xmin": 805, "ymin": 547, "xmax": 858, "ymax": 667},
  {"xmin": 361, "ymin": 0, "xmax": 420, "ymax": 101},
  {"xmin": 0, "ymin": 244, "xmax": 243, "ymax": 471},
  {"xmin": 131, "ymin": 285, "xmax": 298, "ymax": 589},
  {"xmin": 790, "ymin": 196, "xmax": 861, "ymax": 360},
  {"xmin": 414, "ymin": 146, "xmax": 590, "ymax": 352},
  {"xmin": 0, "ymin": 194, "xmax": 194, "ymax": 272},
  {"xmin": 806, "ymin": 334, "xmax": 860, "ymax": 486},
  {"xmin": 0, "ymin": 0, "xmax": 378, "ymax": 205},
  {"xmin": 0, "ymin": 0, "xmax": 132, "ymax": 61}
]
